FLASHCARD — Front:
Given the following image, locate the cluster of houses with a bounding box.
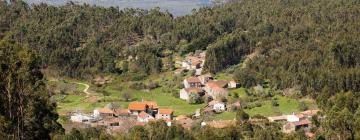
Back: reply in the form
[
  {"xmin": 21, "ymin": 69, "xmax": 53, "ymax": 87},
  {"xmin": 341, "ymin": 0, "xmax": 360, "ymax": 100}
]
[
  {"xmin": 180, "ymin": 74, "xmax": 239, "ymax": 112},
  {"xmin": 180, "ymin": 52, "xmax": 206, "ymax": 75},
  {"xmin": 268, "ymin": 110, "xmax": 320, "ymax": 134},
  {"xmin": 70, "ymin": 100, "xmax": 174, "ymax": 128},
  {"xmin": 68, "ymin": 52, "xmax": 319, "ymax": 135}
]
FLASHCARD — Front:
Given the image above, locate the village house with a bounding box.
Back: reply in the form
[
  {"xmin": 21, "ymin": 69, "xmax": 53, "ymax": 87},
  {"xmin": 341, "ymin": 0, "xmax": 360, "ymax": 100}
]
[
  {"xmin": 204, "ymin": 80, "xmax": 229, "ymax": 100},
  {"xmin": 94, "ymin": 108, "xmax": 114, "ymax": 117},
  {"xmin": 195, "ymin": 68, "xmax": 203, "ymax": 76},
  {"xmin": 137, "ymin": 111, "xmax": 155, "ymax": 122},
  {"xmin": 198, "ymin": 73, "xmax": 213, "ymax": 85},
  {"xmin": 283, "ymin": 119, "xmax": 312, "ymax": 133},
  {"xmin": 182, "ymin": 56, "xmax": 203, "ymax": 70},
  {"xmin": 208, "ymin": 100, "xmax": 226, "ymax": 112},
  {"xmin": 179, "ymin": 87, "xmax": 204, "ymax": 101},
  {"xmin": 206, "ymin": 86, "xmax": 229, "ymax": 100},
  {"xmin": 268, "ymin": 115, "xmax": 287, "ymax": 122},
  {"xmin": 183, "ymin": 76, "xmax": 202, "ymax": 88},
  {"xmin": 128, "ymin": 101, "xmax": 158, "ymax": 115},
  {"xmin": 156, "ymin": 109, "xmax": 174, "ymax": 120},
  {"xmin": 287, "ymin": 114, "xmax": 305, "ymax": 122},
  {"xmin": 113, "ymin": 109, "xmax": 130, "ymax": 118},
  {"xmin": 228, "ymin": 80, "xmax": 240, "ymax": 88},
  {"xmin": 70, "ymin": 114, "xmax": 96, "ymax": 123}
]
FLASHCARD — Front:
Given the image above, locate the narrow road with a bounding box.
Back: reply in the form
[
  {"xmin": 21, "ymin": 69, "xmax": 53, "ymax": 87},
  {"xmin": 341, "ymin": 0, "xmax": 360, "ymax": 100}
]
[
  {"xmin": 73, "ymin": 82, "xmax": 91, "ymax": 95},
  {"xmin": 48, "ymin": 79, "xmax": 92, "ymax": 95}
]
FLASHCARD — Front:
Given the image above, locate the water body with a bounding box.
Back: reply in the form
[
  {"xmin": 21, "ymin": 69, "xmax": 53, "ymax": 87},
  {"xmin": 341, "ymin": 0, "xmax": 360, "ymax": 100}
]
[{"xmin": 23, "ymin": 0, "xmax": 214, "ymax": 16}]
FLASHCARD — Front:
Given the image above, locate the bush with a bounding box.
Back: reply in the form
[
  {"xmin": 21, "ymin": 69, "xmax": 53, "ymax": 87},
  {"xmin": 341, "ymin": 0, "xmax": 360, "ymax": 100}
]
[
  {"xmin": 298, "ymin": 101, "xmax": 308, "ymax": 111},
  {"xmin": 271, "ymin": 100, "xmax": 279, "ymax": 107},
  {"xmin": 147, "ymin": 82, "xmax": 159, "ymax": 89},
  {"xmin": 254, "ymin": 102, "xmax": 262, "ymax": 107},
  {"xmin": 188, "ymin": 92, "xmax": 203, "ymax": 104},
  {"xmin": 172, "ymin": 90, "xmax": 179, "ymax": 98},
  {"xmin": 129, "ymin": 82, "xmax": 146, "ymax": 90}
]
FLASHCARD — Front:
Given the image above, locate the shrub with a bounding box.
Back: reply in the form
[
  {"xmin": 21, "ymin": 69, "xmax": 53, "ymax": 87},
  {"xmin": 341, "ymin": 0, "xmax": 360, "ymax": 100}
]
[
  {"xmin": 298, "ymin": 101, "xmax": 308, "ymax": 111},
  {"xmin": 271, "ymin": 100, "xmax": 279, "ymax": 107}
]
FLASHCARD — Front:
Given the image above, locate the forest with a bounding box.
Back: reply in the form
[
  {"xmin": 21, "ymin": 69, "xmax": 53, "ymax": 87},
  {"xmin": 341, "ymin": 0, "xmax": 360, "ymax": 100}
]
[{"xmin": 1, "ymin": 0, "xmax": 360, "ymax": 139}]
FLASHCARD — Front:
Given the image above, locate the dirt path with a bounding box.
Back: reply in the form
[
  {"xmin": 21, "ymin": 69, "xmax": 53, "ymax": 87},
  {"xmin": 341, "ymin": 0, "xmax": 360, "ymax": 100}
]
[
  {"xmin": 241, "ymin": 50, "xmax": 259, "ymax": 69},
  {"xmin": 73, "ymin": 82, "xmax": 91, "ymax": 95},
  {"xmin": 48, "ymin": 79, "xmax": 92, "ymax": 95}
]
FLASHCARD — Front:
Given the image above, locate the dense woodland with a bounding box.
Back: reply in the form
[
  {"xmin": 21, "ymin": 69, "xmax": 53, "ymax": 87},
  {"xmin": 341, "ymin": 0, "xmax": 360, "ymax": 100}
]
[{"xmin": 1, "ymin": 0, "xmax": 360, "ymax": 139}]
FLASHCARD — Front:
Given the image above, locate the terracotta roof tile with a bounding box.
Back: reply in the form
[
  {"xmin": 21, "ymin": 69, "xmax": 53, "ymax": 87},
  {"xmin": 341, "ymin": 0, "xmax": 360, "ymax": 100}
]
[
  {"xmin": 128, "ymin": 102, "xmax": 147, "ymax": 111},
  {"xmin": 212, "ymin": 87, "xmax": 228, "ymax": 93},
  {"xmin": 185, "ymin": 77, "xmax": 201, "ymax": 83},
  {"xmin": 206, "ymin": 80, "xmax": 228, "ymax": 88},
  {"xmin": 268, "ymin": 115, "xmax": 287, "ymax": 121},
  {"xmin": 114, "ymin": 109, "xmax": 129, "ymax": 115},
  {"xmin": 98, "ymin": 108, "xmax": 114, "ymax": 114},
  {"xmin": 128, "ymin": 101, "xmax": 158, "ymax": 111},
  {"xmin": 159, "ymin": 109, "xmax": 174, "ymax": 115},
  {"xmin": 293, "ymin": 119, "xmax": 311, "ymax": 126},
  {"xmin": 143, "ymin": 101, "xmax": 158, "ymax": 109}
]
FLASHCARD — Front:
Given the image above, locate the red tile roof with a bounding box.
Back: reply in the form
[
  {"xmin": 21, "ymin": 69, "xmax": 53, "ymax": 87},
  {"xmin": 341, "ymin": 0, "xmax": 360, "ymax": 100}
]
[
  {"xmin": 98, "ymin": 108, "xmax": 114, "ymax": 114},
  {"xmin": 128, "ymin": 102, "xmax": 147, "ymax": 111},
  {"xmin": 143, "ymin": 101, "xmax": 158, "ymax": 109},
  {"xmin": 212, "ymin": 87, "xmax": 228, "ymax": 93},
  {"xmin": 206, "ymin": 80, "xmax": 228, "ymax": 88},
  {"xmin": 268, "ymin": 115, "xmax": 287, "ymax": 121},
  {"xmin": 128, "ymin": 101, "xmax": 158, "ymax": 111},
  {"xmin": 185, "ymin": 77, "xmax": 201, "ymax": 83},
  {"xmin": 159, "ymin": 109, "xmax": 174, "ymax": 115},
  {"xmin": 114, "ymin": 109, "xmax": 129, "ymax": 115},
  {"xmin": 293, "ymin": 119, "xmax": 311, "ymax": 126}
]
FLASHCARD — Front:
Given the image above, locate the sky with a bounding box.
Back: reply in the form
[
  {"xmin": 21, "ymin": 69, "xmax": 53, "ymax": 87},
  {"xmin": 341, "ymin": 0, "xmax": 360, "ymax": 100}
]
[{"xmin": 23, "ymin": 0, "xmax": 213, "ymax": 16}]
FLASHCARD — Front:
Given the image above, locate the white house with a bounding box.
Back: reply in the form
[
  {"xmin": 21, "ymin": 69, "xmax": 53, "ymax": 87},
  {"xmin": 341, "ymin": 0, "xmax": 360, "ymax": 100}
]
[
  {"xmin": 286, "ymin": 114, "xmax": 300, "ymax": 122},
  {"xmin": 137, "ymin": 111, "xmax": 155, "ymax": 122},
  {"xmin": 183, "ymin": 77, "xmax": 202, "ymax": 88},
  {"xmin": 70, "ymin": 114, "xmax": 96, "ymax": 123},
  {"xmin": 228, "ymin": 81, "xmax": 240, "ymax": 88},
  {"xmin": 93, "ymin": 108, "xmax": 114, "ymax": 117},
  {"xmin": 209, "ymin": 100, "xmax": 226, "ymax": 112},
  {"xmin": 182, "ymin": 56, "xmax": 203, "ymax": 70},
  {"xmin": 179, "ymin": 87, "xmax": 204, "ymax": 101},
  {"xmin": 195, "ymin": 68, "xmax": 203, "ymax": 76},
  {"xmin": 156, "ymin": 109, "xmax": 174, "ymax": 120}
]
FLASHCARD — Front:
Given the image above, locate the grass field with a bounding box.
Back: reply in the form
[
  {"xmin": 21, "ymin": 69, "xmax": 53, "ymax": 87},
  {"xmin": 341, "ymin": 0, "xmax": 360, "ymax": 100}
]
[
  {"xmin": 213, "ymin": 95, "xmax": 318, "ymax": 119},
  {"xmin": 54, "ymin": 75, "xmax": 205, "ymax": 116},
  {"xmin": 214, "ymin": 73, "xmax": 233, "ymax": 80},
  {"xmin": 212, "ymin": 112, "xmax": 236, "ymax": 120},
  {"xmin": 52, "ymin": 70, "xmax": 317, "ymax": 119}
]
